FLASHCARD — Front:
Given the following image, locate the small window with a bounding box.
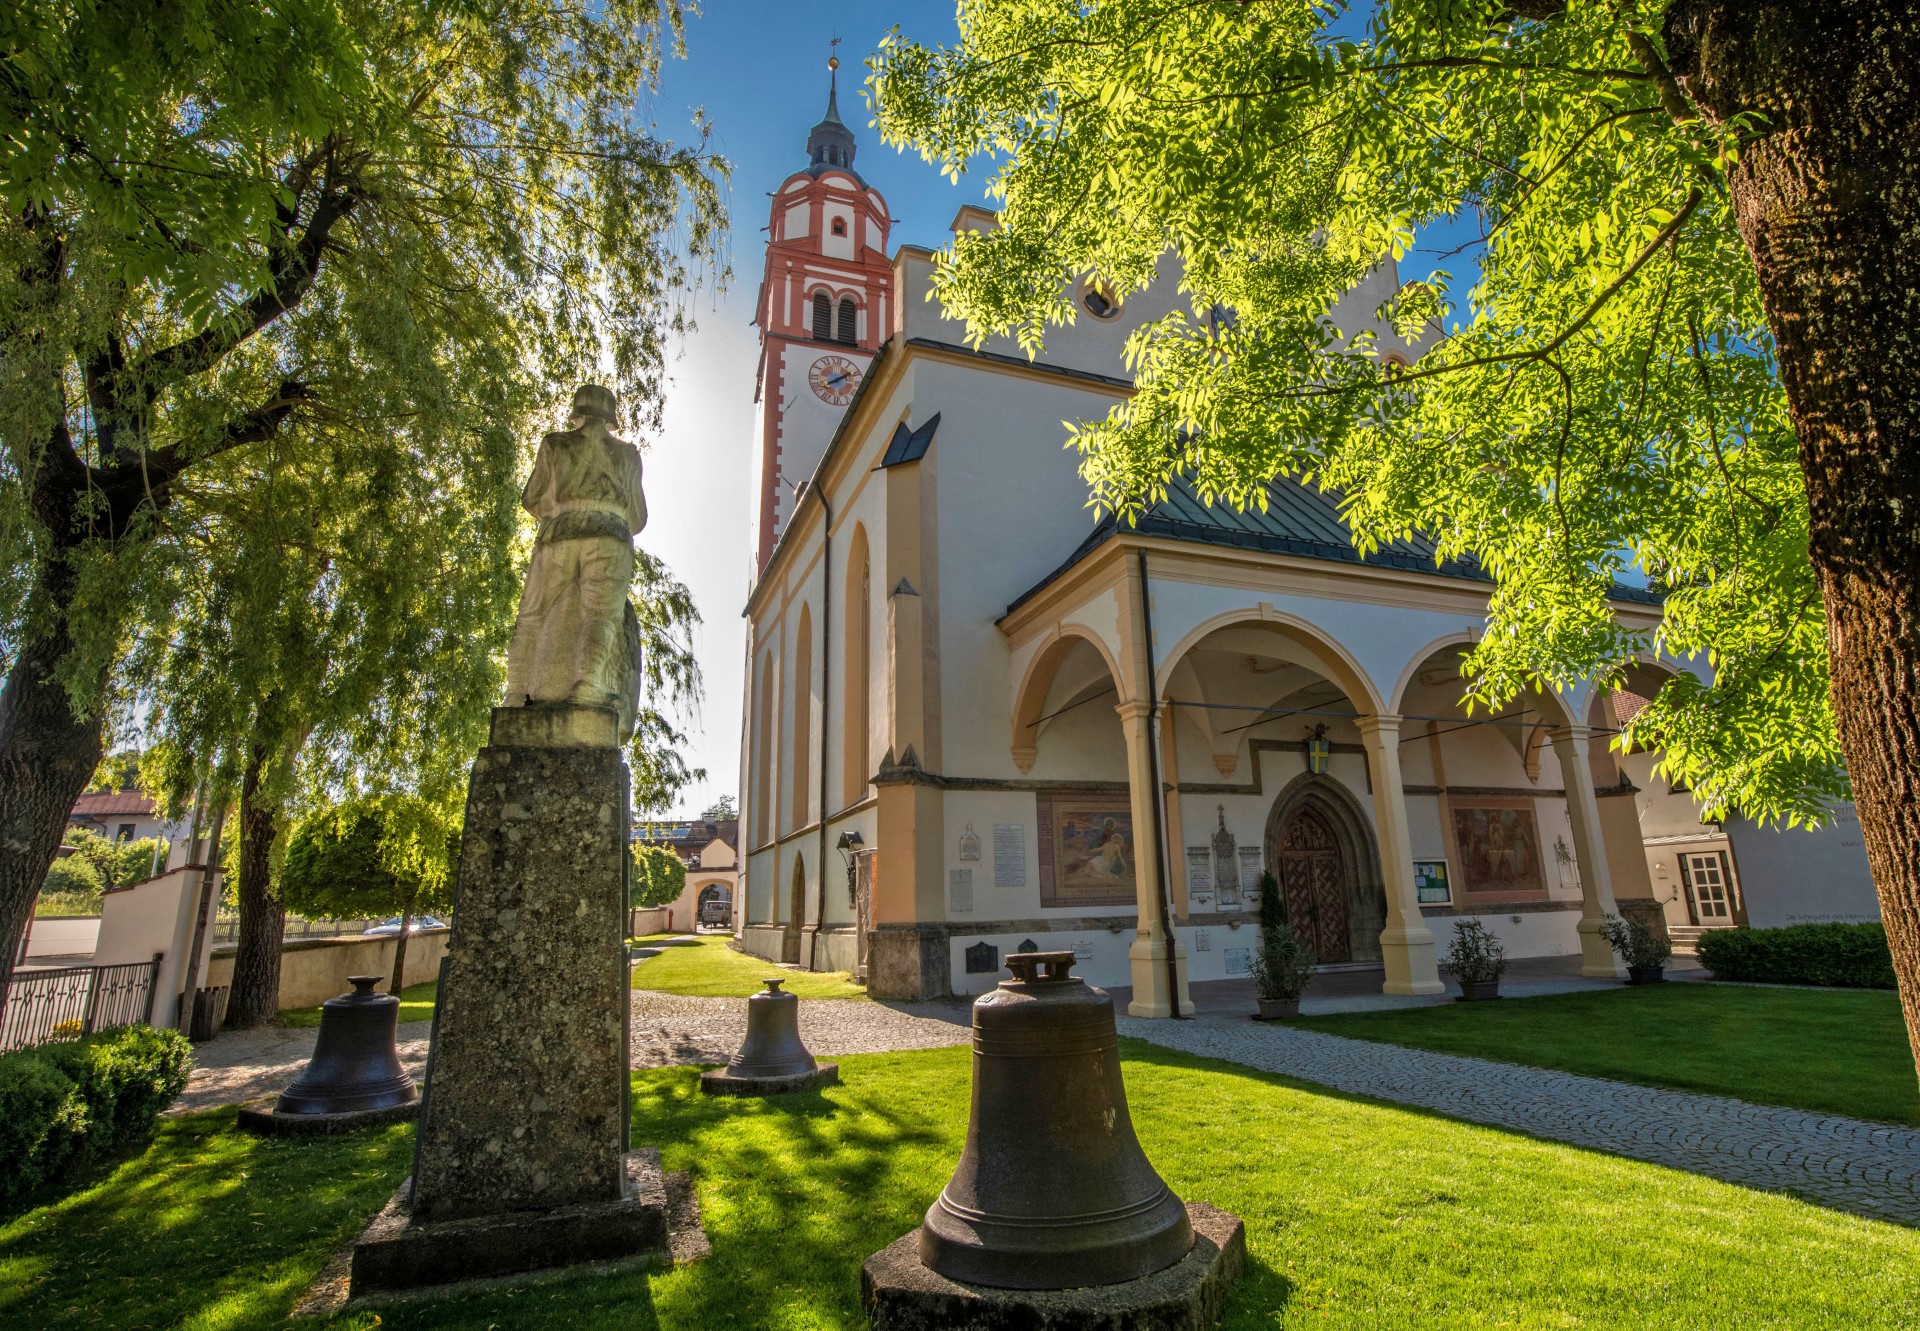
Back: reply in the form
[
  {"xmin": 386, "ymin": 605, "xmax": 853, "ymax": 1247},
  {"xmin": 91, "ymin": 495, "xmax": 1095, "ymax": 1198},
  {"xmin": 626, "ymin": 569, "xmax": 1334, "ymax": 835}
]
[
  {"xmin": 837, "ymin": 297, "xmax": 857, "ymax": 345},
  {"xmin": 116, "ymin": 823, "xmax": 135, "ymax": 842},
  {"xmin": 812, "ymin": 291, "xmax": 831, "ymax": 340},
  {"xmin": 1382, "ymin": 353, "xmax": 1411, "ymax": 380},
  {"xmin": 831, "ymin": 217, "xmax": 847, "ymax": 236},
  {"xmin": 1079, "ymin": 277, "xmax": 1122, "ymax": 321}
]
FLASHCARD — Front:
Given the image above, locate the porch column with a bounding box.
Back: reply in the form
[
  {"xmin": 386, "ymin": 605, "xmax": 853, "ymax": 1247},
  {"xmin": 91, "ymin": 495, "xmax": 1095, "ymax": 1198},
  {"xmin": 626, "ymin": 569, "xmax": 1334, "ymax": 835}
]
[
  {"xmin": 1356, "ymin": 714, "xmax": 1443, "ymax": 996},
  {"xmin": 1550, "ymin": 725, "xmax": 1627, "ymax": 977},
  {"xmin": 1117, "ymin": 699, "xmax": 1191, "ymax": 1018}
]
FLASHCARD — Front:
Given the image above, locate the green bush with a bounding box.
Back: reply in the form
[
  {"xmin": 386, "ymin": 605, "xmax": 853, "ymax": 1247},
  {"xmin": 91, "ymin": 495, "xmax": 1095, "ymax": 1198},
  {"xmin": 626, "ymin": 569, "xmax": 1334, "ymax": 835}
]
[
  {"xmin": 41, "ymin": 854, "xmax": 104, "ymax": 907},
  {"xmin": 0, "ymin": 1024, "xmax": 192, "ymax": 1201},
  {"xmin": 1697, "ymin": 923, "xmax": 1896, "ymax": 989}
]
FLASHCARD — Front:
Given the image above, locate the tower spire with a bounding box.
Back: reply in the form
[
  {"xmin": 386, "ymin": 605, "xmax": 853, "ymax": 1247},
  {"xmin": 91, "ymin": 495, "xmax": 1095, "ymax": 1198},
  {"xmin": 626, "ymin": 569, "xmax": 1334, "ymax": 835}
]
[{"xmin": 807, "ymin": 42, "xmax": 859, "ymax": 177}]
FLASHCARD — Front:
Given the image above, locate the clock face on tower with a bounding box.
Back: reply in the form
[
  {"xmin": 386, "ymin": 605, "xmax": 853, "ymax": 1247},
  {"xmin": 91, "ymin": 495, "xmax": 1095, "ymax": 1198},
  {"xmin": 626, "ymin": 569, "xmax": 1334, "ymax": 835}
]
[{"xmin": 808, "ymin": 354, "xmax": 862, "ymax": 406}]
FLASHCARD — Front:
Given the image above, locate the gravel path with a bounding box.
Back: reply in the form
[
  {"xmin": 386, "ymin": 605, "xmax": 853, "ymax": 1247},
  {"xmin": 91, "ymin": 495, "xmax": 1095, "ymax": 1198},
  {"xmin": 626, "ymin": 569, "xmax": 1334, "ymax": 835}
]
[
  {"xmin": 171, "ymin": 991, "xmax": 970, "ymax": 1113},
  {"xmin": 1117, "ymin": 1014, "xmax": 1920, "ymax": 1227},
  {"xmin": 627, "ymin": 991, "xmax": 970, "ymax": 1068}
]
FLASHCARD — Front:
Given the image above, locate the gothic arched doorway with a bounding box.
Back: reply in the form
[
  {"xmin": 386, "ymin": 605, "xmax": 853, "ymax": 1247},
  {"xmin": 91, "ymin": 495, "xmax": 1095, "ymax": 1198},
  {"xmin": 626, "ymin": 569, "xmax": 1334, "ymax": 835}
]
[{"xmin": 1265, "ymin": 774, "xmax": 1386, "ymax": 965}]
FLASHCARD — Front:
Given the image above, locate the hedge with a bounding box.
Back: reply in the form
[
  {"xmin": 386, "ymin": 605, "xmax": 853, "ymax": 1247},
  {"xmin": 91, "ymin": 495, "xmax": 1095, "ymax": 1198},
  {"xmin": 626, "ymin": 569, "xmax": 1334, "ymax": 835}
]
[
  {"xmin": 1696, "ymin": 923, "xmax": 1897, "ymax": 989},
  {"xmin": 0, "ymin": 1024, "xmax": 192, "ymax": 1201}
]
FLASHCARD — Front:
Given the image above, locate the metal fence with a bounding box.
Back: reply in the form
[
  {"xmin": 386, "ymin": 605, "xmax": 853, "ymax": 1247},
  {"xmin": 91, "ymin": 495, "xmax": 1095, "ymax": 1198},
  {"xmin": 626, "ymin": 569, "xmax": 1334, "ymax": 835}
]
[
  {"xmin": 209, "ymin": 915, "xmax": 375, "ymax": 946},
  {"xmin": 1, "ymin": 954, "xmax": 161, "ymax": 1053}
]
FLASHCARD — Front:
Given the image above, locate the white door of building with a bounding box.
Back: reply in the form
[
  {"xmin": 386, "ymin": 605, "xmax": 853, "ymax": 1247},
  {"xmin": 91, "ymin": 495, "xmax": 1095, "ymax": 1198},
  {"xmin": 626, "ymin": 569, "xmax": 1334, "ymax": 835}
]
[{"xmin": 1683, "ymin": 851, "xmax": 1736, "ymax": 924}]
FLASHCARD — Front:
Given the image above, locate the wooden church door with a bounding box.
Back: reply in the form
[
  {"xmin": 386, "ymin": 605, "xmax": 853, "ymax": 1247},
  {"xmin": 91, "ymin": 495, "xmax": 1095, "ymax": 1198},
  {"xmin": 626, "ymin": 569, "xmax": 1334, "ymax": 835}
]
[{"xmin": 1276, "ymin": 804, "xmax": 1352, "ymax": 962}]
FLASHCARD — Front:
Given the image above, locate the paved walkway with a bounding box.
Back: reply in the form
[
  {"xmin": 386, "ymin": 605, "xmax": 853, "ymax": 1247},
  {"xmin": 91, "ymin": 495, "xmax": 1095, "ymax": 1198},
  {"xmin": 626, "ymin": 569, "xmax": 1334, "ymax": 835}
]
[
  {"xmin": 1116, "ymin": 1012, "xmax": 1920, "ymax": 1226},
  {"xmin": 171, "ymin": 1021, "xmax": 435, "ymax": 1116}
]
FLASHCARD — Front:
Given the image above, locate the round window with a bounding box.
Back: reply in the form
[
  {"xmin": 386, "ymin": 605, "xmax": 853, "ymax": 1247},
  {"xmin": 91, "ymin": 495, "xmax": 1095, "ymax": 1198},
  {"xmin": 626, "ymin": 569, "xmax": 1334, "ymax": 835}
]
[{"xmin": 1079, "ymin": 277, "xmax": 1123, "ymax": 321}]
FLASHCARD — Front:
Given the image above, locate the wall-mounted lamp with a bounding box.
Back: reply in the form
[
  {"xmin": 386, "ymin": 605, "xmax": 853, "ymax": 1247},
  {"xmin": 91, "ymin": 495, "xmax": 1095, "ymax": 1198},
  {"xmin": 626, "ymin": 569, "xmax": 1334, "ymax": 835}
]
[{"xmin": 836, "ymin": 829, "xmax": 865, "ymax": 907}]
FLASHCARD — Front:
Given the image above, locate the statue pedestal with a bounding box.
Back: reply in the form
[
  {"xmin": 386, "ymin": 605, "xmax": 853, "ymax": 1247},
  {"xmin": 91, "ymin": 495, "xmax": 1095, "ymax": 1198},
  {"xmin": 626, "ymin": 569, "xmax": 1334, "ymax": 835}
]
[{"xmin": 348, "ymin": 703, "xmax": 664, "ymax": 1297}]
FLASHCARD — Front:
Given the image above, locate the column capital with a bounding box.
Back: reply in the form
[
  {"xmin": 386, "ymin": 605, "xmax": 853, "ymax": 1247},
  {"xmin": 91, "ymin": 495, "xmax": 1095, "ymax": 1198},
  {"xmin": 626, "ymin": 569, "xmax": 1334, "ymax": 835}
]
[
  {"xmin": 1354, "ymin": 712, "xmax": 1405, "ymax": 739},
  {"xmin": 1113, "ymin": 699, "xmax": 1155, "ymax": 724},
  {"xmin": 1547, "ymin": 723, "xmax": 1592, "ymax": 750}
]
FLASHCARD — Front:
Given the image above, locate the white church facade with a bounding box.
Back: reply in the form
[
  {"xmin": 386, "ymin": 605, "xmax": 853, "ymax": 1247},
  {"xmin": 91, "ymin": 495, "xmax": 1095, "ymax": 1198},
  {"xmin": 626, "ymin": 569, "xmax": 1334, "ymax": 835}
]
[{"xmin": 734, "ymin": 85, "xmax": 1877, "ymax": 1013}]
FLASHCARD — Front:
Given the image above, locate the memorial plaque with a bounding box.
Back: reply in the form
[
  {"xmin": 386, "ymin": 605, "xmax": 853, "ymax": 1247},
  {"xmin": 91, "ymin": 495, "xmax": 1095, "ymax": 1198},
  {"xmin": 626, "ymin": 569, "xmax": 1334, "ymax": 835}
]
[
  {"xmin": 1072, "ymin": 939, "xmax": 1093, "ymax": 961},
  {"xmin": 1185, "ymin": 847, "xmax": 1213, "ymax": 896},
  {"xmin": 993, "ymin": 824, "xmax": 1026, "ymax": 888},
  {"xmin": 1223, "ymin": 947, "xmax": 1251, "ymax": 977},
  {"xmin": 958, "ymin": 824, "xmax": 982, "ymax": 862},
  {"xmin": 949, "ymin": 868, "xmax": 975, "ymax": 914},
  {"xmin": 1193, "ymin": 929, "xmax": 1211, "ymax": 952},
  {"xmin": 964, "ymin": 941, "xmax": 1000, "ymax": 974},
  {"xmin": 1237, "ymin": 846, "xmax": 1263, "ymax": 896}
]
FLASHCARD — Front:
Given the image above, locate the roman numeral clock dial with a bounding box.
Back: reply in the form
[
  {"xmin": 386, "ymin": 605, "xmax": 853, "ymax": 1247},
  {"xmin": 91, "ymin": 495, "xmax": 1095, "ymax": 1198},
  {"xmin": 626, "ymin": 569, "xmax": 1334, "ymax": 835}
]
[{"xmin": 808, "ymin": 354, "xmax": 862, "ymax": 406}]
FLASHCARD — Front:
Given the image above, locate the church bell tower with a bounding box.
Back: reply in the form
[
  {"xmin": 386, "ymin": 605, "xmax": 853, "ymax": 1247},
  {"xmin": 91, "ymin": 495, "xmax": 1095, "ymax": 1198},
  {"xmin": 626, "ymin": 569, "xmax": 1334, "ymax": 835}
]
[{"xmin": 752, "ymin": 56, "xmax": 893, "ymax": 573}]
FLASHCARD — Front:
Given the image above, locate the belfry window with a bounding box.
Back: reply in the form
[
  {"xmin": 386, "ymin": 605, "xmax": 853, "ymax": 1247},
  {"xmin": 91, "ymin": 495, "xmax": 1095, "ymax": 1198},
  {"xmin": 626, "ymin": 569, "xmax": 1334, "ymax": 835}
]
[
  {"xmin": 812, "ymin": 292, "xmax": 831, "ymax": 339},
  {"xmin": 831, "ymin": 217, "xmax": 847, "ymax": 236},
  {"xmin": 837, "ymin": 297, "xmax": 857, "ymax": 345}
]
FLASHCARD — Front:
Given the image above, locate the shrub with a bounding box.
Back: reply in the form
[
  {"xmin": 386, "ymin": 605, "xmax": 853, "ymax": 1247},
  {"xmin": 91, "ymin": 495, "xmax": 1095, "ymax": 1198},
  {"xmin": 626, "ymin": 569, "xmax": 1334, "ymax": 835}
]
[
  {"xmin": 1697, "ymin": 923, "xmax": 1896, "ymax": 989},
  {"xmin": 1602, "ymin": 913, "xmax": 1674, "ymax": 970},
  {"xmin": 1249, "ymin": 871, "xmax": 1316, "ymax": 1001},
  {"xmin": 0, "ymin": 1025, "xmax": 192, "ymax": 1201},
  {"xmin": 1442, "ymin": 919, "xmax": 1507, "ymax": 986},
  {"xmin": 41, "ymin": 854, "xmax": 104, "ymax": 908}
]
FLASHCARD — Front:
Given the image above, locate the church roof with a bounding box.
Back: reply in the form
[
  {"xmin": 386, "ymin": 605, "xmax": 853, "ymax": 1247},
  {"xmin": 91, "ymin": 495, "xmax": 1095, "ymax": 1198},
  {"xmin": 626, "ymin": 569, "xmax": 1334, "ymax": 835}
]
[
  {"xmin": 804, "ymin": 67, "xmax": 863, "ymax": 183},
  {"xmin": 1006, "ymin": 472, "xmax": 1661, "ymax": 616}
]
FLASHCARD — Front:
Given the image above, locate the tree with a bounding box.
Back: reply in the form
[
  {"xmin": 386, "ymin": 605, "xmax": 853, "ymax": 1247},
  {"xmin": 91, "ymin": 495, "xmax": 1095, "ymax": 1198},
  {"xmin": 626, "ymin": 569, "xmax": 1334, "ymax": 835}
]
[
  {"xmin": 0, "ymin": 0, "xmax": 726, "ymax": 1007},
  {"xmin": 61, "ymin": 826, "xmax": 164, "ymax": 893},
  {"xmin": 873, "ymin": 1, "xmax": 1920, "ymax": 1078},
  {"xmin": 630, "ymin": 841, "xmax": 689, "ymax": 913},
  {"xmin": 701, "ymin": 794, "xmax": 737, "ymax": 821},
  {"xmin": 282, "ymin": 798, "xmax": 455, "ymax": 997}
]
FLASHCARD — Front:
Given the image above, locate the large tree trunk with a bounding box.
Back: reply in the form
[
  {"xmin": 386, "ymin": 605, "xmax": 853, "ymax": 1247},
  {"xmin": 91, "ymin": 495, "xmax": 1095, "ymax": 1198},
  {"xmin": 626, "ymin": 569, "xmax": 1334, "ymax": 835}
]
[
  {"xmin": 1667, "ymin": 1, "xmax": 1920, "ymax": 1077},
  {"xmin": 224, "ymin": 748, "xmax": 285, "ymax": 1029},
  {"xmin": 0, "ymin": 612, "xmax": 110, "ymax": 1011}
]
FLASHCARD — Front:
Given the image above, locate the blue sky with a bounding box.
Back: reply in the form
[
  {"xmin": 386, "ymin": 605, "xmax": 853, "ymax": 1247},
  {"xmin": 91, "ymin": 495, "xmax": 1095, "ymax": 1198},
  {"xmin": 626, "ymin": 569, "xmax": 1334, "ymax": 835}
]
[{"xmin": 640, "ymin": 4, "xmax": 977, "ymax": 816}]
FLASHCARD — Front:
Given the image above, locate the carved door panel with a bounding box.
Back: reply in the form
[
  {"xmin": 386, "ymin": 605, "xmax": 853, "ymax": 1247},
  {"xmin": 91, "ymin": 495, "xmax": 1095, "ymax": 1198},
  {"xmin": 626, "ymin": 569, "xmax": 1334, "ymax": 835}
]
[
  {"xmin": 854, "ymin": 849, "xmax": 876, "ymax": 978},
  {"xmin": 1277, "ymin": 805, "xmax": 1351, "ymax": 962}
]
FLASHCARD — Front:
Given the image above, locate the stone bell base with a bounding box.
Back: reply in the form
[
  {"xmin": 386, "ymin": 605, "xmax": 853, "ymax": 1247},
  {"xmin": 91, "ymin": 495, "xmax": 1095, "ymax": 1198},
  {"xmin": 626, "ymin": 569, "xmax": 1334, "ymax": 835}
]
[
  {"xmin": 862, "ymin": 1202, "xmax": 1244, "ymax": 1331},
  {"xmin": 235, "ymin": 1095, "xmax": 419, "ymax": 1137},
  {"xmin": 698, "ymin": 1062, "xmax": 840, "ymax": 1098},
  {"xmin": 346, "ymin": 1150, "xmax": 669, "ymax": 1300}
]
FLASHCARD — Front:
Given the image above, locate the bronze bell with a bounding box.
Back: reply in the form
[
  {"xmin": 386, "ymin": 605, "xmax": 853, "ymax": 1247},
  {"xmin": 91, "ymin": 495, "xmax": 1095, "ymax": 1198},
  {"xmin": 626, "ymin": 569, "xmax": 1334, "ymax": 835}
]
[
  {"xmin": 276, "ymin": 975, "xmax": 416, "ymax": 1115},
  {"xmin": 919, "ymin": 950, "xmax": 1193, "ymax": 1290},
  {"xmin": 726, "ymin": 978, "xmax": 818, "ymax": 1079}
]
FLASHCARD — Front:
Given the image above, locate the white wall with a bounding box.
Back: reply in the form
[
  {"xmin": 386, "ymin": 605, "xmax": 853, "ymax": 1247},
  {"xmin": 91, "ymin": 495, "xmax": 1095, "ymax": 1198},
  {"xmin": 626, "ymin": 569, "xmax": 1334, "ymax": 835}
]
[{"xmin": 1728, "ymin": 805, "xmax": 1880, "ymax": 928}]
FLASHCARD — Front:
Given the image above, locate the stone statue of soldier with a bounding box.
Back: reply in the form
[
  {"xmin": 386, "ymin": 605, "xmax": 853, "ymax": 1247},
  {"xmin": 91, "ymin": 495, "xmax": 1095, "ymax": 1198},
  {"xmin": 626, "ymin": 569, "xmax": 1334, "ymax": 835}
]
[{"xmin": 503, "ymin": 383, "xmax": 644, "ymax": 740}]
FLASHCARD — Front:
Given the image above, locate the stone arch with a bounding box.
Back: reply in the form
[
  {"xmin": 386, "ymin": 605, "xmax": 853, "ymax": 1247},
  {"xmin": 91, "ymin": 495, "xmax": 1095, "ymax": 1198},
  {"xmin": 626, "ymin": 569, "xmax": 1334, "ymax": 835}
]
[
  {"xmin": 842, "ymin": 524, "xmax": 872, "ymax": 808},
  {"xmin": 1157, "ymin": 607, "xmax": 1386, "ymax": 717},
  {"xmin": 1388, "ymin": 630, "xmax": 1478, "ymax": 716},
  {"xmin": 1264, "ymin": 771, "xmax": 1386, "ymax": 964},
  {"xmin": 1010, "ymin": 626, "xmax": 1126, "ymax": 773}
]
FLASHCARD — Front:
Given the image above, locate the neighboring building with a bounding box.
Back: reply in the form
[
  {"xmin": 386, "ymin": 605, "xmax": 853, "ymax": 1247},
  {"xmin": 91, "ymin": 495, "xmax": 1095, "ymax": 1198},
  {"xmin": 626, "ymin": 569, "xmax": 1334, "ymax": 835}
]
[
  {"xmin": 633, "ymin": 817, "xmax": 740, "ymax": 933},
  {"xmin": 733, "ymin": 80, "xmax": 1879, "ymax": 1010},
  {"xmin": 67, "ymin": 790, "xmax": 181, "ymax": 850}
]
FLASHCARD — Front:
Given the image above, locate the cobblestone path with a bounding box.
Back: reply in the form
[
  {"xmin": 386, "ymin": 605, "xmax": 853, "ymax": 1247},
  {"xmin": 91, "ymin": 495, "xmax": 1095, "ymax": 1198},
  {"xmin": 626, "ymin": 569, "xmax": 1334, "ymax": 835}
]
[
  {"xmin": 627, "ymin": 991, "xmax": 970, "ymax": 1068},
  {"xmin": 1117, "ymin": 1015, "xmax": 1920, "ymax": 1226}
]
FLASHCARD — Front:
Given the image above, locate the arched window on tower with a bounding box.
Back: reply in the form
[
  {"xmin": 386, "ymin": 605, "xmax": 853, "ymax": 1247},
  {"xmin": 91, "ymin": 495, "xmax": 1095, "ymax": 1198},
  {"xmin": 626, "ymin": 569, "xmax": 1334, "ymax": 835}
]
[
  {"xmin": 837, "ymin": 298, "xmax": 857, "ymax": 345},
  {"xmin": 812, "ymin": 292, "xmax": 831, "ymax": 340}
]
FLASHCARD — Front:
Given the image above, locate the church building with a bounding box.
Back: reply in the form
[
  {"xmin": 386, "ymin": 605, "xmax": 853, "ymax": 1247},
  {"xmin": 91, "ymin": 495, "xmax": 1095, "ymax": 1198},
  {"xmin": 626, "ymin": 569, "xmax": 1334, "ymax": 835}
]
[{"xmin": 734, "ymin": 76, "xmax": 1873, "ymax": 1014}]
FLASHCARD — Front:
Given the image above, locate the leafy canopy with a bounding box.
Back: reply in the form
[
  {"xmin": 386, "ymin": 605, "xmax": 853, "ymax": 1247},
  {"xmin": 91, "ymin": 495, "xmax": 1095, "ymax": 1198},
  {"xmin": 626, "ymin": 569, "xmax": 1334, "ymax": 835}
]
[
  {"xmin": 281, "ymin": 797, "xmax": 455, "ymax": 922},
  {"xmin": 872, "ymin": 0, "xmax": 1836, "ymax": 822},
  {"xmin": 631, "ymin": 840, "xmax": 688, "ymax": 911}
]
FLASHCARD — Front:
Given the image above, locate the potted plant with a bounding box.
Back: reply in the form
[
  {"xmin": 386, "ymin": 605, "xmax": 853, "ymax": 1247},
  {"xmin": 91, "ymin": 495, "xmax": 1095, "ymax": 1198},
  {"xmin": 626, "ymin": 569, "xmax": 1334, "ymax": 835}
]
[
  {"xmin": 1249, "ymin": 871, "xmax": 1315, "ymax": 1019},
  {"xmin": 1444, "ymin": 919, "xmax": 1507, "ymax": 1000},
  {"xmin": 1602, "ymin": 913, "xmax": 1673, "ymax": 984}
]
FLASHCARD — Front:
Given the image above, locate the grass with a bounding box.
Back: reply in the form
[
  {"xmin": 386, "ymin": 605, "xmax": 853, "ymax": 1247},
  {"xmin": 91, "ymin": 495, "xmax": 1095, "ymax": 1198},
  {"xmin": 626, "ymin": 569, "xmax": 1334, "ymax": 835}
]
[
  {"xmin": 3, "ymin": 1044, "xmax": 1918, "ymax": 1329},
  {"xmin": 630, "ymin": 934, "xmax": 867, "ymax": 1000},
  {"xmin": 1295, "ymin": 982, "xmax": 1920, "ymax": 1126},
  {"xmin": 279, "ymin": 979, "xmax": 439, "ymax": 1029}
]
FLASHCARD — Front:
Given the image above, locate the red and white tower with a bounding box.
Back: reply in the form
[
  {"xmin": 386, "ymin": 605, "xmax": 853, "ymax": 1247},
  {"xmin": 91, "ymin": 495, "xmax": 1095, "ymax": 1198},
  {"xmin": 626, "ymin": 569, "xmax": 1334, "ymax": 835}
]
[{"xmin": 752, "ymin": 58, "xmax": 893, "ymax": 572}]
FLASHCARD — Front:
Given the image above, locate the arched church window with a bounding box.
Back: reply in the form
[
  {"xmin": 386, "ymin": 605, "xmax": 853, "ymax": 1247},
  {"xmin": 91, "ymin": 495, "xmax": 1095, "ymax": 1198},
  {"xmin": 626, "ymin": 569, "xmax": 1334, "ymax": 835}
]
[
  {"xmin": 837, "ymin": 298, "xmax": 857, "ymax": 345},
  {"xmin": 812, "ymin": 291, "xmax": 831, "ymax": 340},
  {"xmin": 831, "ymin": 217, "xmax": 847, "ymax": 236}
]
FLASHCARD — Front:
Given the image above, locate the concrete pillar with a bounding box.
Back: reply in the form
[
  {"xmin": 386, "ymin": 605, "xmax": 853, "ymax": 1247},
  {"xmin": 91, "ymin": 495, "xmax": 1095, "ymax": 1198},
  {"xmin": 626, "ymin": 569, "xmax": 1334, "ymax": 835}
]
[
  {"xmin": 1356, "ymin": 714, "xmax": 1443, "ymax": 996},
  {"xmin": 1551, "ymin": 725, "xmax": 1627, "ymax": 977},
  {"xmin": 1117, "ymin": 700, "xmax": 1190, "ymax": 1018}
]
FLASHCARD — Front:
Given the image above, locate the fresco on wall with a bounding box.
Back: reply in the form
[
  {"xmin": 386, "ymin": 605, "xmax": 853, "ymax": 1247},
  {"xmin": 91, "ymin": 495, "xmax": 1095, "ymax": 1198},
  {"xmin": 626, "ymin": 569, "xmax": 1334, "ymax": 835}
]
[
  {"xmin": 1038, "ymin": 791, "xmax": 1137, "ymax": 907},
  {"xmin": 1451, "ymin": 799, "xmax": 1547, "ymax": 896}
]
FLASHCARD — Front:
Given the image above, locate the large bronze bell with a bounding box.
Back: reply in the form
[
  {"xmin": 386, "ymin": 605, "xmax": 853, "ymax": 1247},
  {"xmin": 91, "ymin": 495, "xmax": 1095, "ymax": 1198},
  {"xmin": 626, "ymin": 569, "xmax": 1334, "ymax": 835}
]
[
  {"xmin": 276, "ymin": 975, "xmax": 416, "ymax": 1115},
  {"xmin": 725, "ymin": 977, "xmax": 819, "ymax": 1078},
  {"xmin": 919, "ymin": 950, "xmax": 1193, "ymax": 1290}
]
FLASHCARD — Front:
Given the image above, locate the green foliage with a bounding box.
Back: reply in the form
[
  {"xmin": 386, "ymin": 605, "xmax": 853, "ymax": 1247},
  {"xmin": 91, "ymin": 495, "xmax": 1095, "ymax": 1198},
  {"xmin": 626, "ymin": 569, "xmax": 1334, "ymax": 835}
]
[
  {"xmin": 629, "ymin": 841, "xmax": 689, "ymax": 911},
  {"xmin": 0, "ymin": 1025, "xmax": 191, "ymax": 1202},
  {"xmin": 1256, "ymin": 869, "xmax": 1285, "ymax": 933},
  {"xmin": 702, "ymin": 793, "xmax": 737, "ymax": 820},
  {"xmin": 1442, "ymin": 918, "xmax": 1508, "ymax": 986},
  {"xmin": 871, "ymin": 0, "xmax": 1842, "ymax": 824},
  {"xmin": 280, "ymin": 798, "xmax": 454, "ymax": 923},
  {"xmin": 83, "ymin": 751, "xmax": 144, "ymax": 794},
  {"xmin": 1249, "ymin": 870, "xmax": 1315, "ymax": 1001},
  {"xmin": 1602, "ymin": 912, "xmax": 1674, "ymax": 970},
  {"xmin": 61, "ymin": 827, "xmax": 162, "ymax": 891},
  {"xmin": 39, "ymin": 856, "xmax": 101, "ymax": 903},
  {"xmin": 1698, "ymin": 923, "xmax": 1896, "ymax": 990},
  {"xmin": 627, "ymin": 548, "xmax": 708, "ymax": 816},
  {"xmin": 0, "ymin": 0, "xmax": 727, "ymax": 844}
]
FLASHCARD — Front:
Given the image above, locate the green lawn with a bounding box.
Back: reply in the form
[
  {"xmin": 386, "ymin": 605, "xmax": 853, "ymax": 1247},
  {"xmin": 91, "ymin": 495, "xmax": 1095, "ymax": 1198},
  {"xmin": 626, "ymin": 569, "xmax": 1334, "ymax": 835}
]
[
  {"xmin": 1295, "ymin": 982, "xmax": 1920, "ymax": 1126},
  {"xmin": 630, "ymin": 934, "xmax": 867, "ymax": 1000},
  {"xmin": 279, "ymin": 979, "xmax": 438, "ymax": 1029},
  {"xmin": 2, "ymin": 1044, "xmax": 1916, "ymax": 1329}
]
